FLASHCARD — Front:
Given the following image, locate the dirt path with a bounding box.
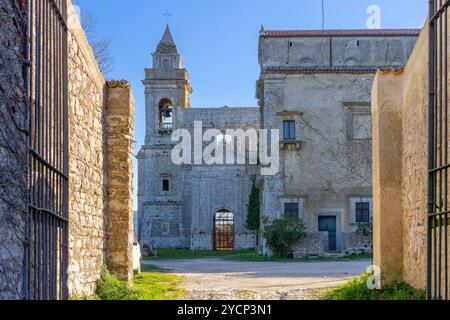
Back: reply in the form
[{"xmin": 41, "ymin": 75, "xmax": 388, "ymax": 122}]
[{"xmin": 144, "ymin": 259, "xmax": 372, "ymax": 300}]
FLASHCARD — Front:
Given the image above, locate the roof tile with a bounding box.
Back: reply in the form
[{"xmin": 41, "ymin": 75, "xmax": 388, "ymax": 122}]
[{"xmin": 260, "ymin": 29, "xmax": 421, "ymax": 38}]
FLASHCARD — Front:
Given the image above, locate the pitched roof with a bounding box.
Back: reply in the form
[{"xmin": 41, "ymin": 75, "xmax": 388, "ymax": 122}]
[
  {"xmin": 160, "ymin": 25, "xmax": 176, "ymax": 45},
  {"xmin": 260, "ymin": 29, "xmax": 421, "ymax": 38},
  {"xmin": 156, "ymin": 25, "xmax": 178, "ymax": 54}
]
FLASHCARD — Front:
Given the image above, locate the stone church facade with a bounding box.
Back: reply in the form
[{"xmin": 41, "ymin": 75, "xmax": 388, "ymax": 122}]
[
  {"xmin": 137, "ymin": 26, "xmax": 259, "ymax": 250},
  {"xmin": 138, "ymin": 26, "xmax": 419, "ymax": 254}
]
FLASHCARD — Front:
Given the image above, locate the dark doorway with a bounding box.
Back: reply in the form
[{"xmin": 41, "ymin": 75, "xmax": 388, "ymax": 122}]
[
  {"xmin": 318, "ymin": 216, "xmax": 337, "ymax": 252},
  {"xmin": 214, "ymin": 210, "xmax": 234, "ymax": 251}
]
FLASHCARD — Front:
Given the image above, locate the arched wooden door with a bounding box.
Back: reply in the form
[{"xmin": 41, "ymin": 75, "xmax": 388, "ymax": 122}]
[{"xmin": 214, "ymin": 210, "xmax": 234, "ymax": 251}]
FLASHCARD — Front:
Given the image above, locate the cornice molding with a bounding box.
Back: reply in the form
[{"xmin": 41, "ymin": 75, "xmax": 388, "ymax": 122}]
[{"xmin": 106, "ymin": 80, "xmax": 131, "ymax": 89}]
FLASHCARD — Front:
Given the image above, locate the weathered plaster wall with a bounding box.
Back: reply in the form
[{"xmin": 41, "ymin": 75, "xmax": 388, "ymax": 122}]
[
  {"xmin": 372, "ymin": 69, "xmax": 404, "ymax": 287},
  {"xmin": 259, "ymin": 33, "xmax": 419, "ymax": 69},
  {"xmin": 66, "ymin": 4, "xmax": 106, "ymax": 297},
  {"xmin": 400, "ymin": 25, "xmax": 429, "ymax": 289},
  {"xmin": 0, "ymin": 0, "xmax": 27, "ymax": 300},
  {"xmin": 258, "ymin": 31, "xmax": 418, "ymax": 256},
  {"xmin": 260, "ymin": 72, "xmax": 374, "ymax": 253},
  {"xmin": 372, "ymin": 25, "xmax": 428, "ymax": 289}
]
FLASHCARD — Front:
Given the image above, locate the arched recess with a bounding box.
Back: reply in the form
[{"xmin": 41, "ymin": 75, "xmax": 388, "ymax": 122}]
[{"xmin": 158, "ymin": 98, "xmax": 173, "ymax": 128}]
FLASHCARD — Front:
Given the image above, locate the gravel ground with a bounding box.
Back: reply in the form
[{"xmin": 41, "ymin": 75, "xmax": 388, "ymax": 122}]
[{"xmin": 143, "ymin": 258, "xmax": 372, "ymax": 300}]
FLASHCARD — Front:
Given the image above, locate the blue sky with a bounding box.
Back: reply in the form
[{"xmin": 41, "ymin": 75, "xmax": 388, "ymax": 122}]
[{"xmin": 72, "ymin": 0, "xmax": 427, "ymax": 209}]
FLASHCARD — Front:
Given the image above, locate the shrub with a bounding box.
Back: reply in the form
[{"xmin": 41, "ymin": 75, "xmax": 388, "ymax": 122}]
[
  {"xmin": 321, "ymin": 273, "xmax": 426, "ymax": 300},
  {"xmin": 356, "ymin": 219, "xmax": 373, "ymax": 236},
  {"xmin": 263, "ymin": 217, "xmax": 306, "ymax": 257},
  {"xmin": 95, "ymin": 269, "xmax": 142, "ymax": 300}
]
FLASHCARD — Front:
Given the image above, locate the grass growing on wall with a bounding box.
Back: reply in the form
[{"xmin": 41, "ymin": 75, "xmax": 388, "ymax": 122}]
[
  {"xmin": 94, "ymin": 267, "xmax": 186, "ymax": 300},
  {"xmin": 321, "ymin": 273, "xmax": 426, "ymax": 300}
]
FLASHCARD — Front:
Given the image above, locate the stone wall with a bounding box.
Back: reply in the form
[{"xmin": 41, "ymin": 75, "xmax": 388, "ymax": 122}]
[
  {"xmin": 342, "ymin": 232, "xmax": 373, "ymax": 255},
  {"xmin": 292, "ymin": 233, "xmax": 328, "ymax": 258},
  {"xmin": 67, "ymin": 2, "xmax": 135, "ymax": 296},
  {"xmin": 372, "ymin": 25, "xmax": 428, "ymax": 288},
  {"xmin": 0, "ymin": 0, "xmax": 135, "ymax": 299},
  {"xmin": 66, "ymin": 3, "xmax": 106, "ymax": 296},
  {"xmin": 105, "ymin": 81, "xmax": 135, "ymax": 282},
  {"xmin": 0, "ymin": 0, "xmax": 27, "ymax": 300}
]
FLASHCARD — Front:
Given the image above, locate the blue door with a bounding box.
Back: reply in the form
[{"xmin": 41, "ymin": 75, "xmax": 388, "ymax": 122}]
[{"xmin": 318, "ymin": 216, "xmax": 337, "ymax": 252}]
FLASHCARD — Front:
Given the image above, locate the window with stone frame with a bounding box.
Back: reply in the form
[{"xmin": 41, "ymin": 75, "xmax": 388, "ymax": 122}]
[
  {"xmin": 162, "ymin": 179, "xmax": 170, "ymax": 192},
  {"xmin": 161, "ymin": 223, "xmax": 170, "ymax": 236},
  {"xmin": 344, "ymin": 103, "xmax": 372, "ymax": 141},
  {"xmin": 355, "ymin": 202, "xmax": 370, "ymax": 223},
  {"xmin": 283, "ymin": 120, "xmax": 296, "ymax": 140},
  {"xmin": 352, "ymin": 114, "xmax": 372, "ymax": 140},
  {"xmin": 284, "ymin": 203, "xmax": 299, "ymax": 220}
]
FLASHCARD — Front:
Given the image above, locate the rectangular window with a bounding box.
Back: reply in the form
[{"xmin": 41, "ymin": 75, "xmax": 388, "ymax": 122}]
[
  {"xmin": 283, "ymin": 120, "xmax": 296, "ymax": 140},
  {"xmin": 161, "ymin": 223, "xmax": 170, "ymax": 236},
  {"xmin": 284, "ymin": 203, "xmax": 299, "ymax": 220},
  {"xmin": 355, "ymin": 202, "xmax": 370, "ymax": 223},
  {"xmin": 352, "ymin": 114, "xmax": 372, "ymax": 140},
  {"xmin": 162, "ymin": 179, "xmax": 170, "ymax": 192}
]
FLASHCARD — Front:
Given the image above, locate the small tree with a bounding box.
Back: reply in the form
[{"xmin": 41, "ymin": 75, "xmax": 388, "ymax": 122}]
[
  {"xmin": 80, "ymin": 11, "xmax": 114, "ymax": 75},
  {"xmin": 263, "ymin": 217, "xmax": 306, "ymax": 257},
  {"xmin": 246, "ymin": 182, "xmax": 260, "ymax": 245}
]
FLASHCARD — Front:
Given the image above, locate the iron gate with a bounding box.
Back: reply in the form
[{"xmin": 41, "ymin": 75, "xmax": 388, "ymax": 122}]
[
  {"xmin": 428, "ymin": 0, "xmax": 450, "ymax": 301},
  {"xmin": 23, "ymin": 0, "xmax": 69, "ymax": 300},
  {"xmin": 214, "ymin": 210, "xmax": 234, "ymax": 251}
]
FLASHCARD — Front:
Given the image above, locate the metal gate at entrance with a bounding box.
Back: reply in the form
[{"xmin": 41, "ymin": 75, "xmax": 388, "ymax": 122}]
[
  {"xmin": 214, "ymin": 210, "xmax": 234, "ymax": 251},
  {"xmin": 23, "ymin": 0, "xmax": 69, "ymax": 300},
  {"xmin": 428, "ymin": 0, "xmax": 450, "ymax": 301}
]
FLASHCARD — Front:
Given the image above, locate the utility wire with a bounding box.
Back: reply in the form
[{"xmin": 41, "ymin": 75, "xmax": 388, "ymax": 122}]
[{"xmin": 322, "ymin": 0, "xmax": 325, "ymax": 30}]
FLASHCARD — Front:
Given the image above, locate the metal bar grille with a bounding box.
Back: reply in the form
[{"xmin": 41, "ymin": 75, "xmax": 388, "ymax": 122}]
[
  {"xmin": 23, "ymin": 0, "xmax": 69, "ymax": 300},
  {"xmin": 214, "ymin": 210, "xmax": 234, "ymax": 251},
  {"xmin": 428, "ymin": 0, "xmax": 450, "ymax": 301}
]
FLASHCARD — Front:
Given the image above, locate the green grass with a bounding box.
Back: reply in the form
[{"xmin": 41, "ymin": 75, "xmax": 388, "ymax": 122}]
[
  {"xmin": 93, "ymin": 267, "xmax": 186, "ymax": 300},
  {"xmin": 133, "ymin": 270, "xmax": 186, "ymax": 300},
  {"xmin": 145, "ymin": 248, "xmax": 257, "ymax": 260},
  {"xmin": 144, "ymin": 248, "xmax": 373, "ymax": 263},
  {"xmin": 321, "ymin": 273, "xmax": 426, "ymax": 300}
]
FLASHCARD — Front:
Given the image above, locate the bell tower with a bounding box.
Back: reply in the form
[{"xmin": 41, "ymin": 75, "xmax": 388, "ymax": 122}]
[
  {"xmin": 138, "ymin": 25, "xmax": 192, "ymax": 246},
  {"xmin": 142, "ymin": 25, "xmax": 193, "ymax": 145}
]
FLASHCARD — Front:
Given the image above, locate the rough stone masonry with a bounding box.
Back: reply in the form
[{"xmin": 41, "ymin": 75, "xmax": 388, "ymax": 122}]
[
  {"xmin": 0, "ymin": 0, "xmax": 27, "ymax": 300},
  {"xmin": 0, "ymin": 0, "xmax": 136, "ymax": 299}
]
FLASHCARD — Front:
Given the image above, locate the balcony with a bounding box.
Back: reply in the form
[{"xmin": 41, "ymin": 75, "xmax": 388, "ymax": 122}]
[
  {"xmin": 280, "ymin": 139, "xmax": 302, "ymax": 151},
  {"xmin": 158, "ymin": 123, "xmax": 173, "ymax": 130}
]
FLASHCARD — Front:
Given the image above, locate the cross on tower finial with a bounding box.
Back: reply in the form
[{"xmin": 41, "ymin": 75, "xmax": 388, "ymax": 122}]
[{"xmin": 164, "ymin": 10, "xmax": 172, "ymax": 24}]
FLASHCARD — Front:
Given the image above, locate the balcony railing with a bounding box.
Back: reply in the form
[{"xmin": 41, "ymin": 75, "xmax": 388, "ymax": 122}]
[{"xmin": 159, "ymin": 123, "xmax": 173, "ymax": 130}]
